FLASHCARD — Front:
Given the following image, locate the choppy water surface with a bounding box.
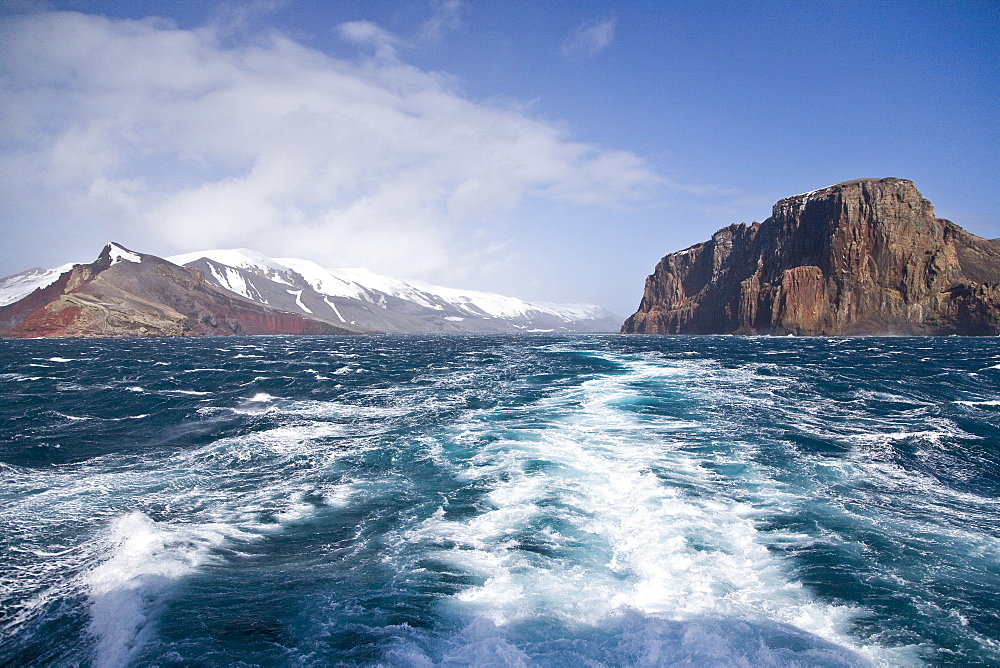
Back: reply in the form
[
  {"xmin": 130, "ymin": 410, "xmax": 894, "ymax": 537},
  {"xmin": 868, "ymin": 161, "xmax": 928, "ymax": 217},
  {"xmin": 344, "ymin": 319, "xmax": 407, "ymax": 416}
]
[{"xmin": 1, "ymin": 334, "xmax": 999, "ymax": 666}]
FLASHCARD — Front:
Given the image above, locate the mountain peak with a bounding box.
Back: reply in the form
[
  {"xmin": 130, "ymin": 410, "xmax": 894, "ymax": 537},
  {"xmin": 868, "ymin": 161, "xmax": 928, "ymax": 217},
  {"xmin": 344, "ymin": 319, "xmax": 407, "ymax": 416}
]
[{"xmin": 101, "ymin": 242, "xmax": 143, "ymax": 265}]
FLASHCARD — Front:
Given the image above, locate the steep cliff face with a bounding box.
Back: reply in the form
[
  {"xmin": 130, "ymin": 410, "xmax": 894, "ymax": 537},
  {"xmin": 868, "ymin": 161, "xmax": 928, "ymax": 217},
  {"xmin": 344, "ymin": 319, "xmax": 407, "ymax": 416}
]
[
  {"xmin": 622, "ymin": 178, "xmax": 1000, "ymax": 335},
  {"xmin": 0, "ymin": 244, "xmax": 361, "ymax": 338}
]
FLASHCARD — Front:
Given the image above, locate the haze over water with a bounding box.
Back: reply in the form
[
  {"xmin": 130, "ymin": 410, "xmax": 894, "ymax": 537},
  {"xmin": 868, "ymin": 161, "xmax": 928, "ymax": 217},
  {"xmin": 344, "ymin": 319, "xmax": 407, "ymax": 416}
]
[{"xmin": 2, "ymin": 334, "xmax": 1000, "ymax": 665}]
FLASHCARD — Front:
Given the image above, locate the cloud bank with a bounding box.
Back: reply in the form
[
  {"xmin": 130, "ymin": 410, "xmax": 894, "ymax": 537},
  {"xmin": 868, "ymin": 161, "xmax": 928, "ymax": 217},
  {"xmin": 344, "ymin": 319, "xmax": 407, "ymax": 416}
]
[{"xmin": 0, "ymin": 10, "xmax": 657, "ymax": 281}]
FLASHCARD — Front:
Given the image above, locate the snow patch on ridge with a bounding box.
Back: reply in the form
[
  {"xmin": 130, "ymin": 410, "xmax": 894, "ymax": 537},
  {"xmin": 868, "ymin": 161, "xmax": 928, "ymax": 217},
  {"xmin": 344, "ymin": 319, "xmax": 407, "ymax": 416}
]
[
  {"xmin": 108, "ymin": 243, "xmax": 141, "ymax": 265},
  {"xmin": 324, "ymin": 297, "xmax": 347, "ymax": 323},
  {"xmin": 167, "ymin": 249, "xmax": 294, "ymax": 286},
  {"xmin": 206, "ymin": 264, "xmax": 255, "ymax": 300},
  {"xmin": 287, "ymin": 289, "xmax": 312, "ymax": 314},
  {"xmin": 275, "ymin": 258, "xmax": 371, "ymax": 301}
]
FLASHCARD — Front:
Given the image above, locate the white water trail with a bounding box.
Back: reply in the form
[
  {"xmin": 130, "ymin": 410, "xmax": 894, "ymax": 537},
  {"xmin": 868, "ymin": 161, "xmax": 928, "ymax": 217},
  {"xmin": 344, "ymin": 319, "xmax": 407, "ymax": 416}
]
[{"xmin": 411, "ymin": 355, "xmax": 918, "ymax": 666}]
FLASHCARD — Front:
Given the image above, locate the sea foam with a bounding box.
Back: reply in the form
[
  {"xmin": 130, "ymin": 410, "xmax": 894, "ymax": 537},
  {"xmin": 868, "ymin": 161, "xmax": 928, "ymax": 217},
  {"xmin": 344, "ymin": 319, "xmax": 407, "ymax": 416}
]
[{"xmin": 405, "ymin": 355, "xmax": 907, "ymax": 664}]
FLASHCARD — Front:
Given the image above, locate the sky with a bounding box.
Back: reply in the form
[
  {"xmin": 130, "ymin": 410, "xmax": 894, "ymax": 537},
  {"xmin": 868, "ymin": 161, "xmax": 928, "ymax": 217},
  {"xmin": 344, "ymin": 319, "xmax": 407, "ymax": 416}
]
[{"xmin": 1, "ymin": 0, "xmax": 997, "ymax": 316}]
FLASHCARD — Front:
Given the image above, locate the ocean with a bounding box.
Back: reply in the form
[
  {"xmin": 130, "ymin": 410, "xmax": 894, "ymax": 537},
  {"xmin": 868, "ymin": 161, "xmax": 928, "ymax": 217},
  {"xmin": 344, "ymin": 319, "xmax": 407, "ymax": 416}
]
[{"xmin": 1, "ymin": 334, "xmax": 999, "ymax": 666}]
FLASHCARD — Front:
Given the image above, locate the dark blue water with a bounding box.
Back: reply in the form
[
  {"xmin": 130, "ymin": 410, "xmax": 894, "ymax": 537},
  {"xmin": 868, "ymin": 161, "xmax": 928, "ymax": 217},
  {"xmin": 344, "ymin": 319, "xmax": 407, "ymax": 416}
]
[{"xmin": 2, "ymin": 334, "xmax": 999, "ymax": 666}]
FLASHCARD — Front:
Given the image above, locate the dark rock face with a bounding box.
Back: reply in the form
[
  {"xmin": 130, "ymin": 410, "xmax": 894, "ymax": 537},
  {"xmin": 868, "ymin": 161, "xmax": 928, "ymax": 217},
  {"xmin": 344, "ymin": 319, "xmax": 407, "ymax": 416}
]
[
  {"xmin": 0, "ymin": 244, "xmax": 360, "ymax": 338},
  {"xmin": 622, "ymin": 178, "xmax": 1000, "ymax": 336}
]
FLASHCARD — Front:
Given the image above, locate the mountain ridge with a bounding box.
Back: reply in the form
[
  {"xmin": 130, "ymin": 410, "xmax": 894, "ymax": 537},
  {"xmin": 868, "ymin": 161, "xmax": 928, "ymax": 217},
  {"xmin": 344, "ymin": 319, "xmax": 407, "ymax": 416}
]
[
  {"xmin": 0, "ymin": 244, "xmax": 619, "ymax": 337},
  {"xmin": 164, "ymin": 248, "xmax": 619, "ymax": 333}
]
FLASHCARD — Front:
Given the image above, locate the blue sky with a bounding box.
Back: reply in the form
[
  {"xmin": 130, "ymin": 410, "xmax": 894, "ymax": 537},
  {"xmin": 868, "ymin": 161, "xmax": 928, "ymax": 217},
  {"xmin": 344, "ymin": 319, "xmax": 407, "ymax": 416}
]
[{"xmin": 1, "ymin": 0, "xmax": 997, "ymax": 315}]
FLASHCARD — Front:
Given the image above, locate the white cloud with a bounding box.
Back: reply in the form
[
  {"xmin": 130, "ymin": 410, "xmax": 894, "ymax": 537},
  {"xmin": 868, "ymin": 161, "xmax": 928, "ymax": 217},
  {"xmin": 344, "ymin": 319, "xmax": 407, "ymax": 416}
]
[
  {"xmin": 336, "ymin": 20, "xmax": 401, "ymax": 60},
  {"xmin": 562, "ymin": 17, "xmax": 616, "ymax": 59},
  {"xmin": 0, "ymin": 10, "xmax": 659, "ymax": 283},
  {"xmin": 418, "ymin": 0, "xmax": 464, "ymax": 43}
]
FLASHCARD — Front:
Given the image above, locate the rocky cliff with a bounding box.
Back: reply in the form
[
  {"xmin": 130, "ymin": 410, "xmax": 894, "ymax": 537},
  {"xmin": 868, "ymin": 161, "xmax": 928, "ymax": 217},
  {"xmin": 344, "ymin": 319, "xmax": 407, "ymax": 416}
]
[
  {"xmin": 622, "ymin": 178, "xmax": 1000, "ymax": 336},
  {"xmin": 0, "ymin": 244, "xmax": 361, "ymax": 338}
]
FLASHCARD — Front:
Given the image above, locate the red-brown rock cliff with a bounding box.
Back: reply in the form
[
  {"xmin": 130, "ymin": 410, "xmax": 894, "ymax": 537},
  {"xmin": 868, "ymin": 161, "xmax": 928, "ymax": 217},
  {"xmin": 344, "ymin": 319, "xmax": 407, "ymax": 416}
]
[{"xmin": 622, "ymin": 178, "xmax": 1000, "ymax": 335}]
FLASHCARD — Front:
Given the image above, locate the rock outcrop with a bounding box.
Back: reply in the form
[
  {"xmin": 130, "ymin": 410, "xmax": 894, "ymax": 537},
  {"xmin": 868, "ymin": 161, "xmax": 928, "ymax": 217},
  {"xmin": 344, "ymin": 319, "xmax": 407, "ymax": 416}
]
[
  {"xmin": 622, "ymin": 178, "xmax": 1000, "ymax": 336},
  {"xmin": 0, "ymin": 244, "xmax": 361, "ymax": 338}
]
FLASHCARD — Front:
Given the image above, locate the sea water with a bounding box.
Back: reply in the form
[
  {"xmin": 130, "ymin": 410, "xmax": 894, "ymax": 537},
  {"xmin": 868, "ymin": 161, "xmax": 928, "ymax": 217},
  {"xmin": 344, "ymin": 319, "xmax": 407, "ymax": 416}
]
[{"xmin": 1, "ymin": 334, "xmax": 998, "ymax": 666}]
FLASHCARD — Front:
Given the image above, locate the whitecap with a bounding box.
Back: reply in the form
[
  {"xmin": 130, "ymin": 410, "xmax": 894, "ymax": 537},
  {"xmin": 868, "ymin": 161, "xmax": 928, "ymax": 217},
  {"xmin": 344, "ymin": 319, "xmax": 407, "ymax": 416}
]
[
  {"xmin": 83, "ymin": 511, "xmax": 249, "ymax": 667},
  {"xmin": 56, "ymin": 413, "xmax": 92, "ymax": 421},
  {"xmin": 0, "ymin": 373, "xmax": 39, "ymax": 382}
]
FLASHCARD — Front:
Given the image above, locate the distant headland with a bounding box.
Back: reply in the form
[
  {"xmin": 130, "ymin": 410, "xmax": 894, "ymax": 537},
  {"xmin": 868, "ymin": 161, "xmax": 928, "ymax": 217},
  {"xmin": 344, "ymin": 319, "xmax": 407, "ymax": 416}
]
[{"xmin": 622, "ymin": 178, "xmax": 1000, "ymax": 336}]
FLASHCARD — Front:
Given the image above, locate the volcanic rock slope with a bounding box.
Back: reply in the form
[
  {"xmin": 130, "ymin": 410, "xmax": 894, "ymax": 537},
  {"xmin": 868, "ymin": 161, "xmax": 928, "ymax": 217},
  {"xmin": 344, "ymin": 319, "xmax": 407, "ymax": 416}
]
[
  {"xmin": 0, "ymin": 244, "xmax": 360, "ymax": 338},
  {"xmin": 622, "ymin": 178, "xmax": 1000, "ymax": 335}
]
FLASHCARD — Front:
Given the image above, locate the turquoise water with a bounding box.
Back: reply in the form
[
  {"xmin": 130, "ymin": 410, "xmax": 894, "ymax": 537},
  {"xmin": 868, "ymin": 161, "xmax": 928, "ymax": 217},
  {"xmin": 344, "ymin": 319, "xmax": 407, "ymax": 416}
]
[{"xmin": 1, "ymin": 334, "xmax": 999, "ymax": 666}]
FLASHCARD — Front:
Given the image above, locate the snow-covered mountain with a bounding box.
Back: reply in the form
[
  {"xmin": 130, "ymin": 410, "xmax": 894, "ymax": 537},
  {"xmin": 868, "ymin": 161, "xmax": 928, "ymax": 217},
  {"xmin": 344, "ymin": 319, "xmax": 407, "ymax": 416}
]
[
  {"xmin": 0, "ymin": 264, "xmax": 75, "ymax": 308},
  {"xmin": 166, "ymin": 249, "xmax": 619, "ymax": 333},
  {"xmin": 0, "ymin": 247, "xmax": 619, "ymax": 334}
]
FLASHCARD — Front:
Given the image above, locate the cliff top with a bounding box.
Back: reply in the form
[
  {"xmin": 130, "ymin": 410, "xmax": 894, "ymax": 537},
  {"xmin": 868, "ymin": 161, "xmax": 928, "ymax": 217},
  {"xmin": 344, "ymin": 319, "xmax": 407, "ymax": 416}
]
[{"xmin": 782, "ymin": 177, "xmax": 913, "ymax": 202}]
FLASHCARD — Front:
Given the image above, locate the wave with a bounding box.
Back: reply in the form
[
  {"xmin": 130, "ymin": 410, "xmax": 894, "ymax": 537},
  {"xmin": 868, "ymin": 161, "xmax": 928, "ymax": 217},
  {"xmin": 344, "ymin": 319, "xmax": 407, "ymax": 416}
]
[
  {"xmin": 1, "ymin": 403, "xmax": 364, "ymax": 665},
  {"xmin": 84, "ymin": 511, "xmax": 243, "ymax": 666}
]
